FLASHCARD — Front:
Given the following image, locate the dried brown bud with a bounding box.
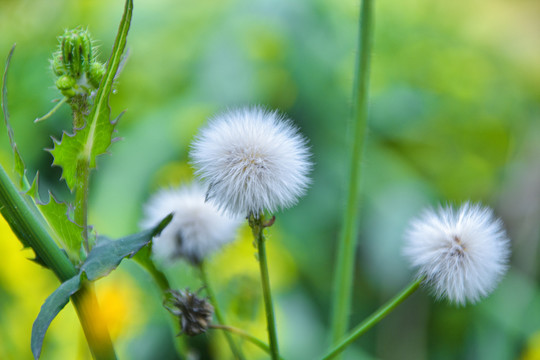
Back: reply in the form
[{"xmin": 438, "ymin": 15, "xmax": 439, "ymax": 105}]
[{"xmin": 164, "ymin": 289, "xmax": 214, "ymax": 336}]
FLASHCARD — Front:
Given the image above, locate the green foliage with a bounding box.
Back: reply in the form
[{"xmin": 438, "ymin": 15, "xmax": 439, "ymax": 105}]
[
  {"xmin": 27, "ymin": 176, "xmax": 83, "ymax": 262},
  {"xmin": 31, "ymin": 214, "xmax": 172, "ymax": 360},
  {"xmin": 1, "ymin": 45, "xmax": 26, "ymax": 189},
  {"xmin": 31, "ymin": 275, "xmax": 81, "ymax": 360},
  {"xmin": 49, "ymin": 0, "xmax": 133, "ymax": 191},
  {"xmin": 2, "ymin": 44, "xmax": 85, "ymax": 263}
]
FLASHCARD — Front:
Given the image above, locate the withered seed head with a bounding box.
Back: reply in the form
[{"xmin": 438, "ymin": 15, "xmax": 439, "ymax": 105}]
[{"xmin": 164, "ymin": 289, "xmax": 214, "ymax": 336}]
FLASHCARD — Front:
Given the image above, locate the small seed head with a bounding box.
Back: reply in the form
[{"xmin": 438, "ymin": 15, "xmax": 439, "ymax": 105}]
[{"xmin": 164, "ymin": 289, "xmax": 214, "ymax": 336}]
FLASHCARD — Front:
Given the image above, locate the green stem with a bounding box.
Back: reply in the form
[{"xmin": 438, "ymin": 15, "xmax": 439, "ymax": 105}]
[
  {"xmin": 0, "ymin": 164, "xmax": 117, "ymax": 359},
  {"xmin": 250, "ymin": 215, "xmax": 280, "ymax": 360},
  {"xmin": 133, "ymin": 252, "xmax": 187, "ymax": 356},
  {"xmin": 0, "ymin": 164, "xmax": 75, "ymax": 281},
  {"xmin": 210, "ymin": 325, "xmax": 284, "ymax": 360},
  {"xmin": 74, "ymin": 159, "xmax": 90, "ymax": 253},
  {"xmin": 330, "ymin": 0, "xmax": 375, "ymax": 350},
  {"xmin": 199, "ymin": 262, "xmax": 245, "ymax": 360},
  {"xmin": 71, "ymin": 282, "xmax": 117, "ymax": 360},
  {"xmin": 133, "ymin": 253, "xmax": 170, "ymax": 293},
  {"xmin": 323, "ymin": 278, "xmax": 423, "ymax": 360},
  {"xmin": 34, "ymin": 97, "xmax": 67, "ymax": 123},
  {"xmin": 70, "ymin": 94, "xmax": 89, "ymax": 129}
]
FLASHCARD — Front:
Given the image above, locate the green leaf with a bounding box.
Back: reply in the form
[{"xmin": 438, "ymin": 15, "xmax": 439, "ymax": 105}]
[
  {"xmin": 2, "ymin": 46, "xmax": 81, "ymax": 264},
  {"xmin": 82, "ymin": 214, "xmax": 172, "ymax": 281},
  {"xmin": 49, "ymin": 0, "xmax": 133, "ymax": 191},
  {"xmin": 1, "ymin": 44, "xmax": 27, "ymax": 189},
  {"xmin": 30, "ymin": 214, "xmax": 172, "ymax": 359},
  {"xmin": 27, "ymin": 175, "xmax": 83, "ymax": 262},
  {"xmin": 31, "ymin": 275, "xmax": 81, "ymax": 360}
]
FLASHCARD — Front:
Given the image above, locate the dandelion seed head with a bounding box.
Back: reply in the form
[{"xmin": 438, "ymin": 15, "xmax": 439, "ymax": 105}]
[
  {"xmin": 403, "ymin": 202, "xmax": 511, "ymax": 305},
  {"xmin": 141, "ymin": 183, "xmax": 241, "ymax": 264},
  {"xmin": 190, "ymin": 107, "xmax": 312, "ymax": 216}
]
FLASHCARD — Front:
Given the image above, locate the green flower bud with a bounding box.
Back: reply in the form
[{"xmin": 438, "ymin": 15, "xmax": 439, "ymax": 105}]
[
  {"xmin": 55, "ymin": 75, "xmax": 76, "ymax": 97},
  {"xmin": 51, "ymin": 54, "xmax": 65, "ymax": 76},
  {"xmin": 87, "ymin": 62, "xmax": 105, "ymax": 89},
  {"xmin": 60, "ymin": 28, "xmax": 93, "ymax": 79}
]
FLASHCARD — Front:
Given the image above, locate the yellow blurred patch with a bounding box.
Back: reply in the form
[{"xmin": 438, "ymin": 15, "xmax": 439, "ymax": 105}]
[
  {"xmin": 0, "ymin": 215, "xmax": 80, "ymax": 359},
  {"xmin": 522, "ymin": 331, "xmax": 540, "ymax": 360},
  {"xmin": 95, "ymin": 272, "xmax": 145, "ymax": 341}
]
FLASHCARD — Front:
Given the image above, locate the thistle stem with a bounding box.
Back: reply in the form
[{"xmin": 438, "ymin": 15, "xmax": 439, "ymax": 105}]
[
  {"xmin": 74, "ymin": 158, "xmax": 90, "ymax": 253},
  {"xmin": 0, "ymin": 164, "xmax": 117, "ymax": 359},
  {"xmin": 71, "ymin": 282, "xmax": 117, "ymax": 360},
  {"xmin": 330, "ymin": 0, "xmax": 375, "ymax": 351},
  {"xmin": 250, "ymin": 214, "xmax": 280, "ymax": 360},
  {"xmin": 210, "ymin": 325, "xmax": 284, "ymax": 360},
  {"xmin": 133, "ymin": 253, "xmax": 187, "ymax": 357},
  {"xmin": 323, "ymin": 278, "xmax": 423, "ymax": 360},
  {"xmin": 199, "ymin": 261, "xmax": 245, "ymax": 360}
]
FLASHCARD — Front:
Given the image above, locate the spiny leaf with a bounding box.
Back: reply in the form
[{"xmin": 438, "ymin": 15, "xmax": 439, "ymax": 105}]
[
  {"xmin": 31, "ymin": 214, "xmax": 172, "ymax": 359},
  {"xmin": 1, "ymin": 44, "xmax": 27, "ymax": 189},
  {"xmin": 27, "ymin": 175, "xmax": 83, "ymax": 263},
  {"xmin": 31, "ymin": 275, "xmax": 81, "ymax": 360},
  {"xmin": 49, "ymin": 0, "xmax": 133, "ymax": 191}
]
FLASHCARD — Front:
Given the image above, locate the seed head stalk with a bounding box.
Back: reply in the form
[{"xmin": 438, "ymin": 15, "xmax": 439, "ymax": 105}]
[
  {"xmin": 199, "ymin": 261, "xmax": 245, "ymax": 360},
  {"xmin": 324, "ymin": 278, "xmax": 422, "ymax": 360},
  {"xmin": 330, "ymin": 0, "xmax": 375, "ymax": 352},
  {"xmin": 249, "ymin": 213, "xmax": 280, "ymax": 360}
]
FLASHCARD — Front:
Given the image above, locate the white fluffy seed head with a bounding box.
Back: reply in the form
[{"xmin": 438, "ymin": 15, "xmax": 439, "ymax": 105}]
[
  {"xmin": 140, "ymin": 183, "xmax": 241, "ymax": 265},
  {"xmin": 189, "ymin": 107, "xmax": 312, "ymax": 217},
  {"xmin": 403, "ymin": 202, "xmax": 511, "ymax": 305}
]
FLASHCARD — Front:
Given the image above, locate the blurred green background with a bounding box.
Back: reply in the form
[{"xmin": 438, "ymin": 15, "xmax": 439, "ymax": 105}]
[{"xmin": 1, "ymin": 0, "xmax": 539, "ymax": 359}]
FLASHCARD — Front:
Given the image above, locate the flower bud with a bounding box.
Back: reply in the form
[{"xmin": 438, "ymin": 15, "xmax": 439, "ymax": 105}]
[
  {"xmin": 88, "ymin": 61, "xmax": 105, "ymax": 89},
  {"xmin": 51, "ymin": 55, "xmax": 65, "ymax": 76},
  {"xmin": 55, "ymin": 75, "xmax": 76, "ymax": 97},
  {"xmin": 60, "ymin": 28, "xmax": 93, "ymax": 79}
]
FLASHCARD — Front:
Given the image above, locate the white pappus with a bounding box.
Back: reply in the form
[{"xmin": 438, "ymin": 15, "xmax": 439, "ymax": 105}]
[
  {"xmin": 189, "ymin": 107, "xmax": 312, "ymax": 217},
  {"xmin": 141, "ymin": 183, "xmax": 241, "ymax": 265},
  {"xmin": 403, "ymin": 202, "xmax": 511, "ymax": 305}
]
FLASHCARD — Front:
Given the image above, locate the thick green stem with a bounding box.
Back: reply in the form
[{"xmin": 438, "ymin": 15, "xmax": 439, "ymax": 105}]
[
  {"xmin": 71, "ymin": 282, "xmax": 117, "ymax": 360},
  {"xmin": 323, "ymin": 278, "xmax": 423, "ymax": 360},
  {"xmin": 0, "ymin": 164, "xmax": 75, "ymax": 281},
  {"xmin": 250, "ymin": 215, "xmax": 280, "ymax": 360},
  {"xmin": 0, "ymin": 164, "xmax": 117, "ymax": 359},
  {"xmin": 330, "ymin": 0, "xmax": 375, "ymax": 350},
  {"xmin": 210, "ymin": 325, "xmax": 284, "ymax": 360},
  {"xmin": 199, "ymin": 262, "xmax": 245, "ymax": 360},
  {"xmin": 75, "ymin": 158, "xmax": 90, "ymax": 253}
]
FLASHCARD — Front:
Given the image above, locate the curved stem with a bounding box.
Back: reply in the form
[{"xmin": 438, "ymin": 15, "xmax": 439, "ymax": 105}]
[
  {"xmin": 199, "ymin": 261, "xmax": 245, "ymax": 360},
  {"xmin": 323, "ymin": 278, "xmax": 423, "ymax": 360},
  {"xmin": 249, "ymin": 214, "xmax": 280, "ymax": 360},
  {"xmin": 133, "ymin": 252, "xmax": 187, "ymax": 356},
  {"xmin": 210, "ymin": 325, "xmax": 285, "ymax": 360},
  {"xmin": 34, "ymin": 97, "xmax": 67, "ymax": 123},
  {"xmin": 330, "ymin": 0, "xmax": 375, "ymax": 350}
]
